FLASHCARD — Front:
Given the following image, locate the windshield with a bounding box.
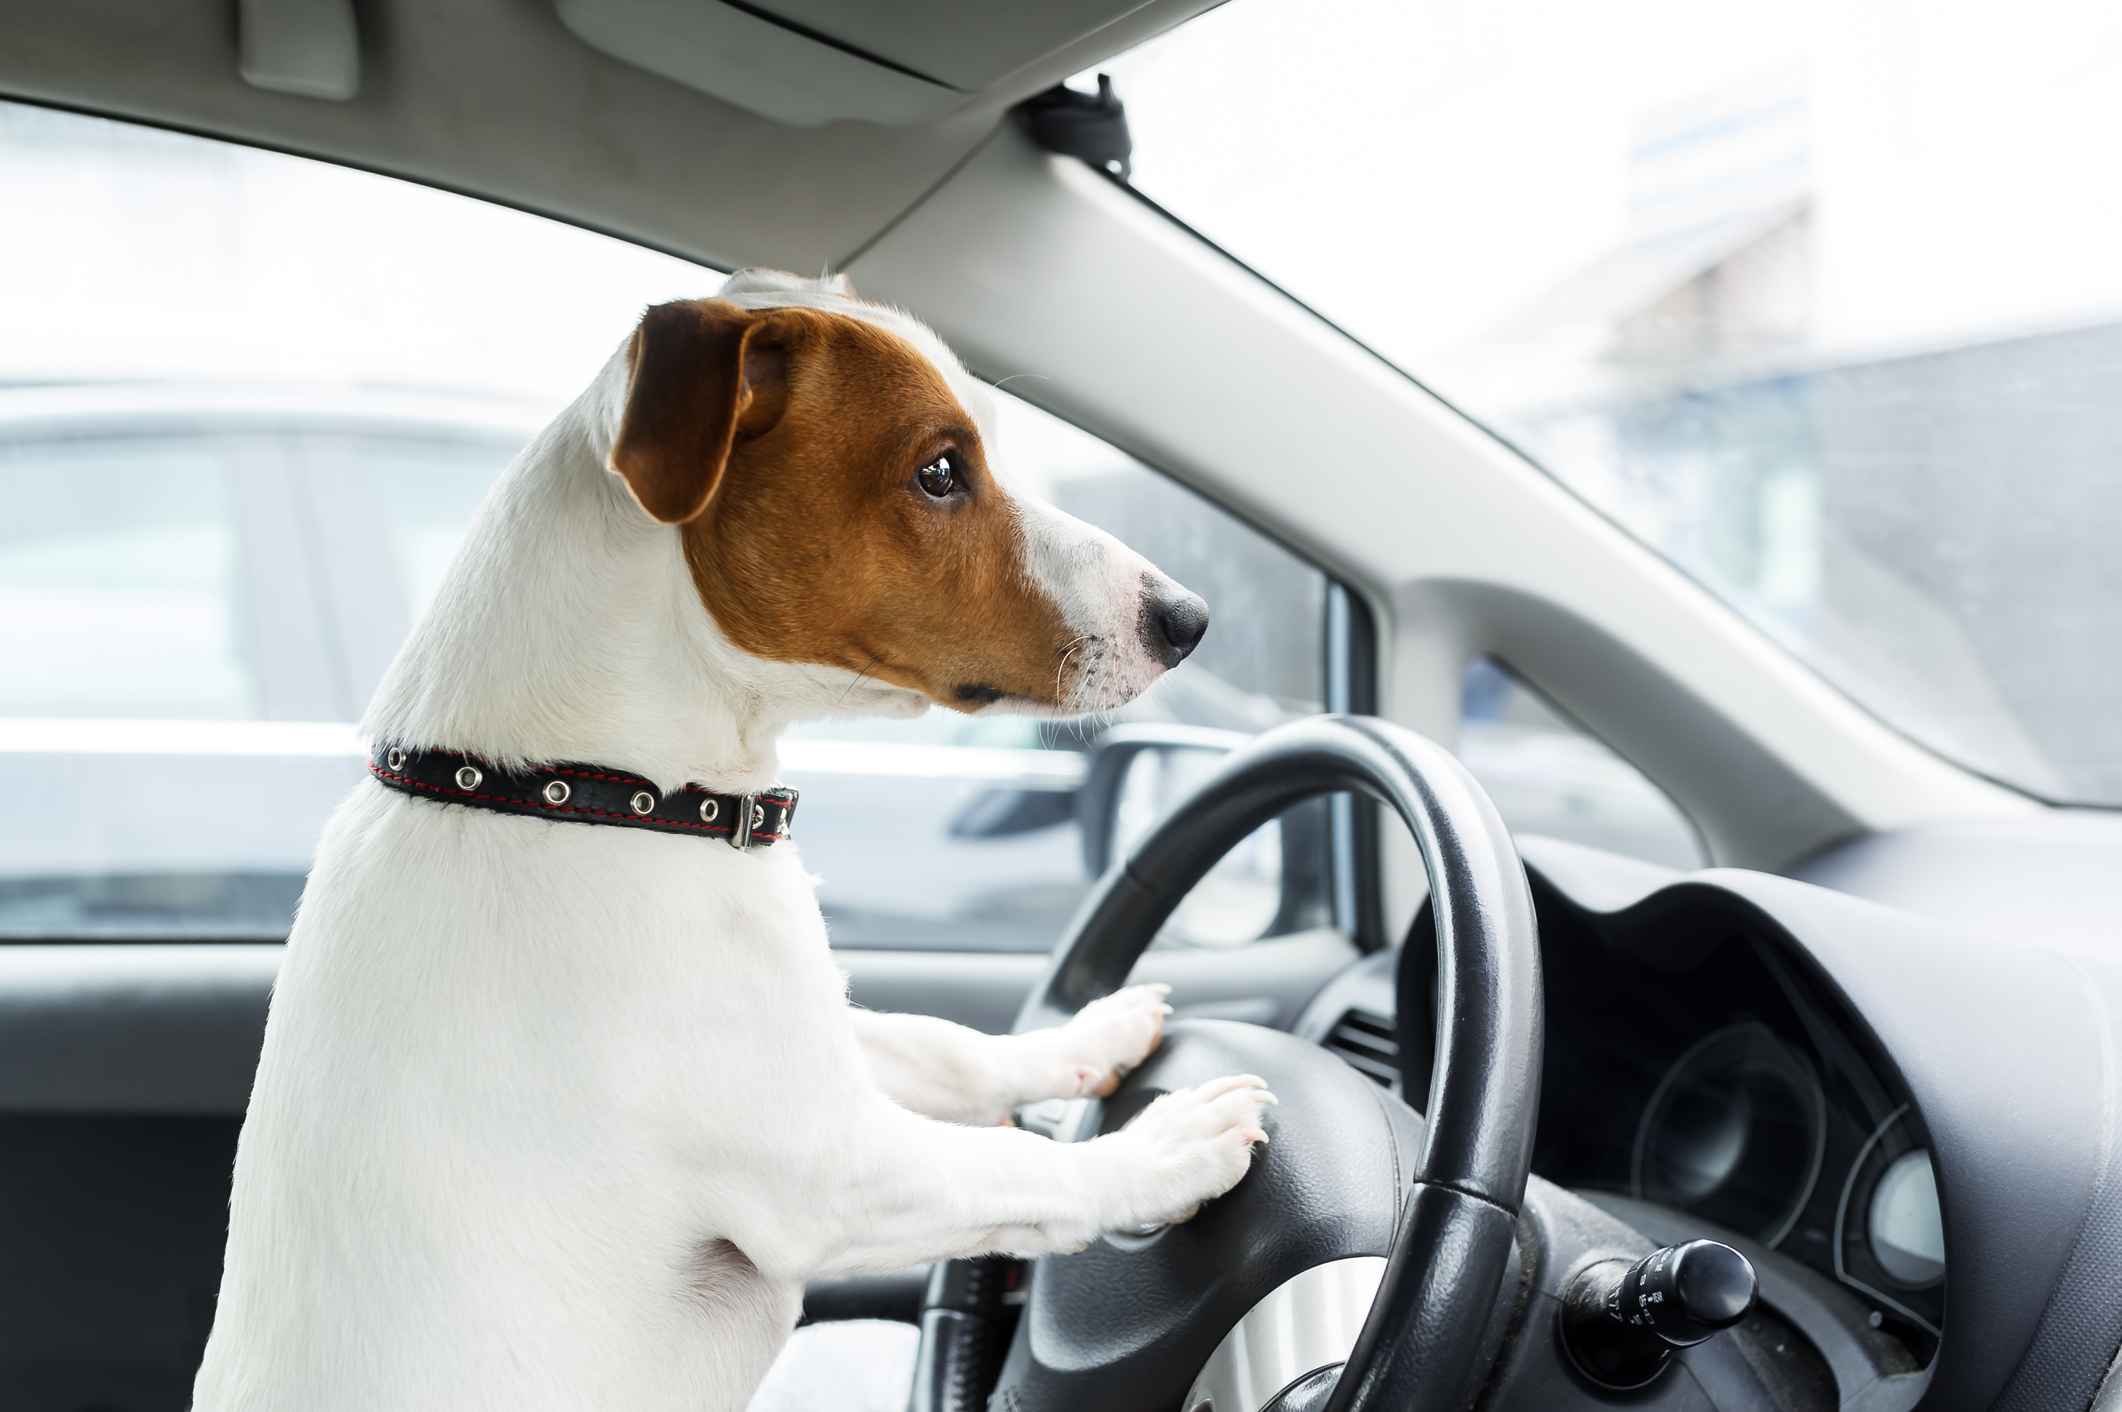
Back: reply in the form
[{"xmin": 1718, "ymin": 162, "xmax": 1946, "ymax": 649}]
[{"xmin": 1107, "ymin": 0, "xmax": 2122, "ymax": 805}]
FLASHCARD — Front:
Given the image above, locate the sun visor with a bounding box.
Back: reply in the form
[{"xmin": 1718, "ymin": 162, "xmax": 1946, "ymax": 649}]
[{"xmin": 553, "ymin": 0, "xmax": 1190, "ymax": 127}]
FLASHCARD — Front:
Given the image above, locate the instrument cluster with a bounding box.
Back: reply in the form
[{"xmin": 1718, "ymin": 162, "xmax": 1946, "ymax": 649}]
[
  {"xmin": 1522, "ymin": 893, "xmax": 1946, "ymax": 1359},
  {"xmin": 1340, "ymin": 869, "xmax": 1953, "ymax": 1368}
]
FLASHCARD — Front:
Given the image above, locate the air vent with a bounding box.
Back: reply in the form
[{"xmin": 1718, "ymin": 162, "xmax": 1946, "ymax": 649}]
[{"xmin": 1323, "ymin": 1008, "xmax": 1399, "ymax": 1091}]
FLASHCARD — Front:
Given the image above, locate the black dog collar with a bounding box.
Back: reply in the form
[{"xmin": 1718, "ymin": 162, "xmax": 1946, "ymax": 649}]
[{"xmin": 369, "ymin": 745, "xmax": 798, "ymax": 849}]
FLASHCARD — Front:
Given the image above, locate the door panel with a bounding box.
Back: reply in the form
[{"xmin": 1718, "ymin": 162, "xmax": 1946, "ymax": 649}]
[
  {"xmin": 0, "ymin": 946, "xmax": 268, "ymax": 1409},
  {"xmin": 1, "ymin": 1112, "xmax": 236, "ymax": 1411},
  {"xmin": 0, "ymin": 944, "xmax": 274, "ymax": 1114}
]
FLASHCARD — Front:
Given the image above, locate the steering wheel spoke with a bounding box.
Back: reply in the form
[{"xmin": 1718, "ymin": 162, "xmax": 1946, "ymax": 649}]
[{"xmin": 1012, "ymin": 1094, "xmax": 1099, "ymax": 1144}]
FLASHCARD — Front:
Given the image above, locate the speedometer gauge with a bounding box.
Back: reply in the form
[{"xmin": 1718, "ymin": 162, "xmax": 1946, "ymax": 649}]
[
  {"xmin": 1838, "ymin": 1106, "xmax": 1946, "ymax": 1336},
  {"xmin": 1869, "ymin": 1149, "xmax": 1945, "ymax": 1286},
  {"xmin": 1631, "ymin": 1022, "xmax": 1827, "ymax": 1246}
]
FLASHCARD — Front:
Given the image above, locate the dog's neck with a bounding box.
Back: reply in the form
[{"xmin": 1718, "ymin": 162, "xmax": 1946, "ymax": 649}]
[{"xmin": 362, "ymin": 346, "xmax": 891, "ymax": 794}]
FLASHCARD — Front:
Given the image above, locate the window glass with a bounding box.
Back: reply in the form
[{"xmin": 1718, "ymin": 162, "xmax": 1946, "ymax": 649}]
[
  {"xmin": 1107, "ymin": 0, "xmax": 2122, "ymax": 805},
  {"xmin": 0, "ymin": 101, "xmax": 1330, "ymax": 949},
  {"xmin": 293, "ymin": 430, "xmax": 535, "ymax": 703},
  {"xmin": 1461, "ymin": 658, "xmax": 1705, "ymax": 869},
  {"xmin": 0, "ymin": 436, "xmax": 250, "ymax": 718}
]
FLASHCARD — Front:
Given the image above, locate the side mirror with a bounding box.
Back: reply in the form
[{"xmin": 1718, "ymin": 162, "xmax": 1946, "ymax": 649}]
[
  {"xmin": 1078, "ymin": 724, "xmax": 1302, "ymax": 949},
  {"xmin": 1077, "ymin": 724, "xmax": 1251, "ymax": 877},
  {"xmin": 944, "ymin": 785, "xmax": 1076, "ymax": 841}
]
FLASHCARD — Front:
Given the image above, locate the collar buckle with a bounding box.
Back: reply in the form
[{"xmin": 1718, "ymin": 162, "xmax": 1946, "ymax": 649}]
[{"xmin": 729, "ymin": 792, "xmax": 757, "ymax": 850}]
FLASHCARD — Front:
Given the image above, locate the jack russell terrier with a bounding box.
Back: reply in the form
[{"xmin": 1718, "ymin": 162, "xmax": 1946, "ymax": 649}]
[{"xmin": 192, "ymin": 269, "xmax": 1274, "ymax": 1411}]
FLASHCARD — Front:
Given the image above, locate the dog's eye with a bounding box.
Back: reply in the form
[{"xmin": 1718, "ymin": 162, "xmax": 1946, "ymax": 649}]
[{"xmin": 915, "ymin": 453, "xmax": 958, "ymax": 499}]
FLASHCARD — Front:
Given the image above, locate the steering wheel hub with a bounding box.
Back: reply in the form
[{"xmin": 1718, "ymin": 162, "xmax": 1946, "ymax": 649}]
[{"xmin": 997, "ymin": 1020, "xmax": 1421, "ymax": 1403}]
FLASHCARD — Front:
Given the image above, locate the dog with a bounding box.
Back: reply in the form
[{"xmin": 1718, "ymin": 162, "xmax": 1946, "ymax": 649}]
[{"xmin": 191, "ymin": 269, "xmax": 1275, "ymax": 1411}]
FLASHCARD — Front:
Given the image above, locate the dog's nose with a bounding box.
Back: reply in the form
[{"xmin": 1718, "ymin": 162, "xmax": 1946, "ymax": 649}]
[{"xmin": 1142, "ymin": 581, "xmax": 1210, "ymax": 668}]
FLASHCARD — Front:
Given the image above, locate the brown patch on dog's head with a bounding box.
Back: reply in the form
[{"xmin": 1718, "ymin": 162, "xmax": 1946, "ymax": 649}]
[{"xmin": 608, "ymin": 298, "xmax": 1081, "ymax": 711}]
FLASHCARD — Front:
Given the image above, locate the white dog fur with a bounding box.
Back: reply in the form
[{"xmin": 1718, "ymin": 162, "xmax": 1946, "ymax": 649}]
[{"xmin": 191, "ymin": 271, "xmax": 1272, "ymax": 1411}]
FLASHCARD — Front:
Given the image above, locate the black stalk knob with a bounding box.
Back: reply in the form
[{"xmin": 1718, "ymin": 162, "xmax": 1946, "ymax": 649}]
[{"xmin": 1559, "ymin": 1239, "xmax": 1759, "ymax": 1390}]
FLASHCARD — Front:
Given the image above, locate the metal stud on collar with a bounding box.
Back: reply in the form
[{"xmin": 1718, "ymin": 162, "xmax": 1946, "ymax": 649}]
[
  {"xmin": 629, "ymin": 790, "xmax": 657, "ymax": 816},
  {"xmin": 542, "ymin": 780, "xmax": 571, "ymax": 806},
  {"xmin": 700, "ymin": 798, "xmax": 720, "ymax": 824},
  {"xmin": 455, "ymin": 764, "xmax": 482, "ymax": 791},
  {"xmin": 385, "ymin": 747, "xmax": 407, "ymax": 772}
]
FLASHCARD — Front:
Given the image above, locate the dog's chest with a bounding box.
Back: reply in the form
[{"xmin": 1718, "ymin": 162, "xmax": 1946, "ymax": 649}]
[
  {"xmin": 534, "ymin": 833, "xmax": 846, "ymax": 1028},
  {"xmin": 290, "ymin": 793, "xmax": 850, "ymax": 1107}
]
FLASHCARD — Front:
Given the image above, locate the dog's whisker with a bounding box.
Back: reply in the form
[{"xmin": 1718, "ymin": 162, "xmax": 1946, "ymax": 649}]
[
  {"xmin": 1054, "ymin": 636, "xmax": 1090, "ymax": 708},
  {"xmin": 837, "ymin": 653, "xmax": 881, "ymax": 709}
]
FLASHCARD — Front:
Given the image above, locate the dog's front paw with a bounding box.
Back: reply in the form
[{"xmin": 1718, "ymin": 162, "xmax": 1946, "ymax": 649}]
[
  {"xmin": 1095, "ymin": 1073, "xmax": 1275, "ymax": 1230},
  {"xmin": 1029, "ymin": 982, "xmax": 1172, "ymax": 1100}
]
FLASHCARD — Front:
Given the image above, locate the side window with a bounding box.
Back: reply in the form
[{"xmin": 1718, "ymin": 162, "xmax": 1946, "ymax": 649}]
[
  {"xmin": 1461, "ymin": 658, "xmax": 1705, "ymax": 868},
  {"xmin": 292, "ymin": 432, "xmax": 527, "ymax": 707},
  {"xmin": 0, "ymin": 100, "xmax": 1336, "ymax": 949},
  {"xmin": 0, "ymin": 435, "xmax": 259, "ymax": 720},
  {"xmin": 791, "ymin": 395, "xmax": 1333, "ymax": 952},
  {"xmin": 0, "ymin": 102, "xmax": 720, "ymax": 942}
]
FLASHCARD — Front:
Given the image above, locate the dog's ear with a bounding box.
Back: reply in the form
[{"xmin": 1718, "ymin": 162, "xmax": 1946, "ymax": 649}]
[{"xmin": 609, "ymin": 299, "xmax": 791, "ymax": 525}]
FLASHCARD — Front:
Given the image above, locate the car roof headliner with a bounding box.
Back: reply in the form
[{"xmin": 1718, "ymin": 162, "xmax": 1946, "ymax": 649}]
[{"xmin": 0, "ymin": 0, "xmax": 1212, "ymax": 276}]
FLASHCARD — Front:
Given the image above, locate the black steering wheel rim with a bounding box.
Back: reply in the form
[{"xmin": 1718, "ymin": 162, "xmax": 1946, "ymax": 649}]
[
  {"xmin": 1017, "ymin": 714, "xmax": 1542, "ymax": 1209},
  {"xmin": 923, "ymin": 714, "xmax": 1543, "ymax": 1412}
]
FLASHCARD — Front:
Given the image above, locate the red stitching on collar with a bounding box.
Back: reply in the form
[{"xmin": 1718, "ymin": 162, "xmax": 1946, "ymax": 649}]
[
  {"xmin": 541, "ymin": 763, "xmax": 796, "ymax": 806},
  {"xmin": 547, "ymin": 765, "xmax": 651, "ymax": 785}
]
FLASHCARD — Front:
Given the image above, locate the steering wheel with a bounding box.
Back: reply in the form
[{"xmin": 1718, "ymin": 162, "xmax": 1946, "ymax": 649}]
[{"xmin": 911, "ymin": 715, "xmax": 1544, "ymax": 1412}]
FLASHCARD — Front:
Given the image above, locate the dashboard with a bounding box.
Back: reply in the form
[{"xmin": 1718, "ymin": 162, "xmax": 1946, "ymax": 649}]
[
  {"xmin": 1298, "ymin": 881, "xmax": 1943, "ymax": 1367},
  {"xmin": 1522, "ymin": 885, "xmax": 1943, "ymax": 1360},
  {"xmin": 1281, "ymin": 815, "xmax": 2122, "ymax": 1409}
]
